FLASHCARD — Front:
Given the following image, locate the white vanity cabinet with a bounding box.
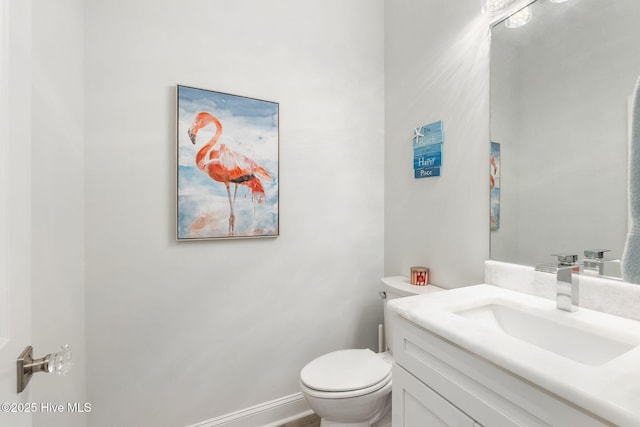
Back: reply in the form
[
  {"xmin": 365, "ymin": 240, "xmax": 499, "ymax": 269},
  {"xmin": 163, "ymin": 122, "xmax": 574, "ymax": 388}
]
[{"xmin": 392, "ymin": 316, "xmax": 612, "ymax": 427}]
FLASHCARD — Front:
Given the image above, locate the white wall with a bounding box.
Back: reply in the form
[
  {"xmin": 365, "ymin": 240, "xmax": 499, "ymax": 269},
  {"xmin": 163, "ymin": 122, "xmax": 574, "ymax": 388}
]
[
  {"xmin": 384, "ymin": 0, "xmax": 491, "ymax": 287},
  {"xmin": 31, "ymin": 0, "xmax": 86, "ymax": 426},
  {"xmin": 84, "ymin": 1, "xmax": 384, "ymax": 426}
]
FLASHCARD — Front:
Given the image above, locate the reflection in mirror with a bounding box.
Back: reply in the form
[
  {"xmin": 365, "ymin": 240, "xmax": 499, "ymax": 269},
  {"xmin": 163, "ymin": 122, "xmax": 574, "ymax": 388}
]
[{"xmin": 489, "ymin": 0, "xmax": 640, "ymax": 279}]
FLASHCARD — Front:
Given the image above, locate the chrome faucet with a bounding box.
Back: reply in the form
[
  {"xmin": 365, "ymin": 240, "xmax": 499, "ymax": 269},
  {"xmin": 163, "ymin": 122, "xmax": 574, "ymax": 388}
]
[{"xmin": 535, "ymin": 254, "xmax": 579, "ymax": 312}]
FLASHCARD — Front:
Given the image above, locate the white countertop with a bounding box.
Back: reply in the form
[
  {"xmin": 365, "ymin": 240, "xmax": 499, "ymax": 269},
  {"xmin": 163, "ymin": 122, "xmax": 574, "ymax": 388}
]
[{"xmin": 387, "ymin": 284, "xmax": 640, "ymax": 425}]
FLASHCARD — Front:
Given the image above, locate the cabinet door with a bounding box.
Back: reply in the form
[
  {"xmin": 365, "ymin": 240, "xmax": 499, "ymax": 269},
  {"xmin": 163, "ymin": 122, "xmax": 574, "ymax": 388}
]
[{"xmin": 393, "ymin": 364, "xmax": 476, "ymax": 427}]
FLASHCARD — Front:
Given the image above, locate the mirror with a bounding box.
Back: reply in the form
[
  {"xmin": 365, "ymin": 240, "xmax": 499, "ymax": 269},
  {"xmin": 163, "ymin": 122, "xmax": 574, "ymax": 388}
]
[{"xmin": 489, "ymin": 0, "xmax": 640, "ymax": 278}]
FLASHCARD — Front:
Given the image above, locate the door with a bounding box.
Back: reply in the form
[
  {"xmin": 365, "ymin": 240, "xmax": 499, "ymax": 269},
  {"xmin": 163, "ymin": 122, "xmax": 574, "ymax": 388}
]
[
  {"xmin": 0, "ymin": 0, "xmax": 33, "ymax": 426},
  {"xmin": 393, "ymin": 365, "xmax": 477, "ymax": 427}
]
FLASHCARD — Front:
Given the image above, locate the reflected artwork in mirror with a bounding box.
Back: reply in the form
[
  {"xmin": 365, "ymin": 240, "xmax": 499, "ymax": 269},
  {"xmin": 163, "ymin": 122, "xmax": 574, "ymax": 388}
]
[{"xmin": 489, "ymin": 0, "xmax": 640, "ymax": 279}]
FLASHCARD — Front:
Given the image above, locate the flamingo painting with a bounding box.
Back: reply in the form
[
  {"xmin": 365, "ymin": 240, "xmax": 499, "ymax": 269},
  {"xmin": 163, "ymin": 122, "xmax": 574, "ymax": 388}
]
[
  {"xmin": 188, "ymin": 111, "xmax": 272, "ymax": 236},
  {"xmin": 177, "ymin": 85, "xmax": 279, "ymax": 240}
]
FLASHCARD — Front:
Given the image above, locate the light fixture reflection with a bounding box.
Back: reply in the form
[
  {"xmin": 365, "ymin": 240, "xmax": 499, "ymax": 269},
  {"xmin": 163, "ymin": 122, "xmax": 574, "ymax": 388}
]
[
  {"xmin": 481, "ymin": 0, "xmax": 509, "ymax": 14},
  {"xmin": 505, "ymin": 6, "xmax": 532, "ymax": 28}
]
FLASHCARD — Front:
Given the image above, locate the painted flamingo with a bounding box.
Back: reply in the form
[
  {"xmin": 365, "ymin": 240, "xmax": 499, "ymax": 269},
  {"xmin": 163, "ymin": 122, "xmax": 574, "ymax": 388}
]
[
  {"xmin": 490, "ymin": 154, "xmax": 498, "ymax": 189},
  {"xmin": 188, "ymin": 111, "xmax": 272, "ymax": 236}
]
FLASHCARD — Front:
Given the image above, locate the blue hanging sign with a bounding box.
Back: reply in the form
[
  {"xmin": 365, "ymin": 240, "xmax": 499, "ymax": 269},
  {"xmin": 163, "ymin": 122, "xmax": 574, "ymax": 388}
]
[{"xmin": 413, "ymin": 120, "xmax": 443, "ymax": 179}]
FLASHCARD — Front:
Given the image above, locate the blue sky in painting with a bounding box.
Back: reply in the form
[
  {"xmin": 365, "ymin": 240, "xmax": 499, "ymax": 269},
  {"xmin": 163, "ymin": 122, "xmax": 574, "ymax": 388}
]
[
  {"xmin": 177, "ymin": 85, "xmax": 279, "ymax": 239},
  {"xmin": 179, "ymin": 86, "xmax": 277, "ymax": 125}
]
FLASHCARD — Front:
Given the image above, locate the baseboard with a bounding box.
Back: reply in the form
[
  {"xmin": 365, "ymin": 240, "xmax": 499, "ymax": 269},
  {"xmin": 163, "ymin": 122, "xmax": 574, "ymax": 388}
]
[{"xmin": 185, "ymin": 392, "xmax": 313, "ymax": 427}]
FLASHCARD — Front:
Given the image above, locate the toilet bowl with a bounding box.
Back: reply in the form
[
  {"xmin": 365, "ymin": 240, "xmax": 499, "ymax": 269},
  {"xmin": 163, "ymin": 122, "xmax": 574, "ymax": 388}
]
[
  {"xmin": 299, "ymin": 349, "xmax": 392, "ymax": 427},
  {"xmin": 299, "ymin": 277, "xmax": 443, "ymax": 426}
]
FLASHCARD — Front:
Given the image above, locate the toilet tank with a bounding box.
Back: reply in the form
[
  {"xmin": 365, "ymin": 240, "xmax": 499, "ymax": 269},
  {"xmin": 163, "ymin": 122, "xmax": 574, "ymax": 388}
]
[{"xmin": 381, "ymin": 276, "xmax": 443, "ymax": 354}]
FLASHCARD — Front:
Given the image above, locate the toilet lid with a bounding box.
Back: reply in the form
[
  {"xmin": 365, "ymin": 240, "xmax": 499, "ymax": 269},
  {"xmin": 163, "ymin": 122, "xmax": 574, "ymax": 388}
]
[{"xmin": 300, "ymin": 349, "xmax": 392, "ymax": 392}]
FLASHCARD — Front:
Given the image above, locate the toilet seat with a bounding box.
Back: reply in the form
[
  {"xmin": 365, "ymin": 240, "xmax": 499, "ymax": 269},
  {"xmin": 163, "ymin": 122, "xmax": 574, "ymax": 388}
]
[
  {"xmin": 300, "ymin": 349, "xmax": 392, "ymax": 399},
  {"xmin": 300, "ymin": 372, "xmax": 392, "ymax": 399}
]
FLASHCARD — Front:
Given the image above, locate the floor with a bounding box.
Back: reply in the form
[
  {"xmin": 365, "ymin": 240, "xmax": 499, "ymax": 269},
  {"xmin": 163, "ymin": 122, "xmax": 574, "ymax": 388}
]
[{"xmin": 277, "ymin": 413, "xmax": 321, "ymax": 427}]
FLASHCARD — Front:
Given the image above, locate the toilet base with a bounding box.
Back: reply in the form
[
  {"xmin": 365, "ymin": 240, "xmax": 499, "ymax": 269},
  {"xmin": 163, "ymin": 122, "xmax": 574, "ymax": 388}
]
[
  {"xmin": 372, "ymin": 410, "xmax": 392, "ymax": 427},
  {"xmin": 316, "ymin": 392, "xmax": 391, "ymax": 427}
]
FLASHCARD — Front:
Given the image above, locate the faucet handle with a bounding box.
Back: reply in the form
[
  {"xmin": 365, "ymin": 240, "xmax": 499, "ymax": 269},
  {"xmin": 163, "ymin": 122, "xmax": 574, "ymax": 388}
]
[
  {"xmin": 551, "ymin": 253, "xmax": 578, "ymax": 266},
  {"xmin": 584, "ymin": 249, "xmax": 611, "ymax": 259}
]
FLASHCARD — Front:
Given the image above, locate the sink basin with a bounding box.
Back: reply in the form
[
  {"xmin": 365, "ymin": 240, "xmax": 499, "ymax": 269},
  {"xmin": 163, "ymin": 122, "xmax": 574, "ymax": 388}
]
[{"xmin": 455, "ymin": 303, "xmax": 635, "ymax": 365}]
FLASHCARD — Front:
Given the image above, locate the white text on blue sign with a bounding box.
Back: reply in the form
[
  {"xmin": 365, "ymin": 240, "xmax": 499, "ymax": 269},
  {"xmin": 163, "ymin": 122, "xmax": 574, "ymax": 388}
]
[{"xmin": 414, "ymin": 166, "xmax": 441, "ymax": 178}]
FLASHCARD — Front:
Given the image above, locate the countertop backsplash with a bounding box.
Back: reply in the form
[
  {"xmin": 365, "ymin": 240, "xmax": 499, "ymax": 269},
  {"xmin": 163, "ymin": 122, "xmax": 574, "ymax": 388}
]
[{"xmin": 485, "ymin": 260, "xmax": 640, "ymax": 321}]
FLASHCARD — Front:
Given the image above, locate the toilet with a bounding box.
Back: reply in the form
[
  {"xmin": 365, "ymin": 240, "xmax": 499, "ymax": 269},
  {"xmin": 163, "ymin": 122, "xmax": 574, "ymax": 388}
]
[{"xmin": 299, "ymin": 277, "xmax": 442, "ymax": 426}]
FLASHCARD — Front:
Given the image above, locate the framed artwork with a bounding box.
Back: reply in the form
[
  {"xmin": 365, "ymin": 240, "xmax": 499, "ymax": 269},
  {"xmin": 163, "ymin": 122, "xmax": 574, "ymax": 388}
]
[
  {"xmin": 176, "ymin": 85, "xmax": 279, "ymax": 240},
  {"xmin": 490, "ymin": 142, "xmax": 501, "ymax": 231}
]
